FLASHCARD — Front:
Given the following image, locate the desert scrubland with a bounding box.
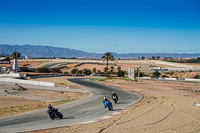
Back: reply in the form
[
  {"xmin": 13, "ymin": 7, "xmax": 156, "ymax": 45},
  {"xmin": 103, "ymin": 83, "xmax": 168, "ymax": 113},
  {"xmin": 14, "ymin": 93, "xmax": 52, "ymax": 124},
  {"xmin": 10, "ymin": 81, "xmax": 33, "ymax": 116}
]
[{"xmin": 1, "ymin": 60, "xmax": 200, "ymax": 133}]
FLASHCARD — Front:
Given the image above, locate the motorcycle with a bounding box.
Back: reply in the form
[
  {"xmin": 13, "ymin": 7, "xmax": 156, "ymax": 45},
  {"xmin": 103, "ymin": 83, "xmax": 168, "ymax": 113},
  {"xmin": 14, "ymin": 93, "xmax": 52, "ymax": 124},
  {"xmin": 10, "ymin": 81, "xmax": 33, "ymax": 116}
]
[
  {"xmin": 47, "ymin": 108, "xmax": 63, "ymax": 120},
  {"xmin": 104, "ymin": 101, "xmax": 113, "ymax": 111},
  {"xmin": 112, "ymin": 95, "xmax": 118, "ymax": 104}
]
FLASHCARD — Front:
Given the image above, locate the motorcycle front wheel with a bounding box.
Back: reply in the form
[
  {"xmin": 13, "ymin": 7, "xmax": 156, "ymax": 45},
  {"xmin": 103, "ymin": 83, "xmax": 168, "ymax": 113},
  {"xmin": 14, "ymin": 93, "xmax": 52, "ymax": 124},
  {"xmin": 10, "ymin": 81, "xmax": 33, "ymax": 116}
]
[{"xmin": 49, "ymin": 113, "xmax": 55, "ymax": 120}]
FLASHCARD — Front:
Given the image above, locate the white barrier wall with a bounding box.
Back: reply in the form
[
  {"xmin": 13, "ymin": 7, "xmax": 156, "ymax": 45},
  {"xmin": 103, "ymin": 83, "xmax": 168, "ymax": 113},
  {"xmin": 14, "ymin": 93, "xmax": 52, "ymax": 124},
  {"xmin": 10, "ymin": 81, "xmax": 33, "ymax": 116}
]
[
  {"xmin": 128, "ymin": 68, "xmax": 135, "ymax": 80},
  {"xmin": 163, "ymin": 68, "xmax": 200, "ymax": 71},
  {"xmin": 138, "ymin": 77, "xmax": 151, "ymax": 80},
  {"xmin": 161, "ymin": 78, "xmax": 177, "ymax": 80},
  {"xmin": 0, "ymin": 73, "xmax": 20, "ymax": 77},
  {"xmin": 0, "ymin": 78, "xmax": 55, "ymax": 87},
  {"xmin": 185, "ymin": 79, "xmax": 200, "ymax": 82},
  {"xmin": 158, "ymin": 77, "xmax": 200, "ymax": 82},
  {"xmin": 154, "ymin": 60, "xmax": 200, "ymax": 68}
]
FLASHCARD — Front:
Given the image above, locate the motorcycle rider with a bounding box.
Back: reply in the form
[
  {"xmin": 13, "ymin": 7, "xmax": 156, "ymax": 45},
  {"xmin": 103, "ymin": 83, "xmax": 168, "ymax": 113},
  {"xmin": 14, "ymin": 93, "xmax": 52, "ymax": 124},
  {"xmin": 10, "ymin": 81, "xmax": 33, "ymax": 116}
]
[
  {"xmin": 47, "ymin": 104, "xmax": 63, "ymax": 119},
  {"xmin": 112, "ymin": 92, "xmax": 118, "ymax": 103},
  {"xmin": 48, "ymin": 104, "xmax": 57, "ymax": 115},
  {"xmin": 104, "ymin": 97, "xmax": 113, "ymax": 110},
  {"xmin": 103, "ymin": 97, "xmax": 112, "ymax": 108},
  {"xmin": 103, "ymin": 97, "xmax": 108, "ymax": 104}
]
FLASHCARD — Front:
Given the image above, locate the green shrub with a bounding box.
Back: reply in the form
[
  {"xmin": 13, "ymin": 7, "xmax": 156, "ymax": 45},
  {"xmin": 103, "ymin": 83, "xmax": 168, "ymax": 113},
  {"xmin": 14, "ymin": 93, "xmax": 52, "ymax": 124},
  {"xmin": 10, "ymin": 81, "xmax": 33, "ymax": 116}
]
[
  {"xmin": 169, "ymin": 71, "xmax": 174, "ymax": 75},
  {"xmin": 193, "ymin": 75, "xmax": 199, "ymax": 79},
  {"xmin": 117, "ymin": 70, "xmax": 125, "ymax": 77},
  {"xmin": 99, "ymin": 79, "xmax": 106, "ymax": 82},
  {"xmin": 104, "ymin": 67, "xmax": 109, "ymax": 73},
  {"xmin": 97, "ymin": 70, "xmax": 101, "ymax": 74},
  {"xmin": 90, "ymin": 78, "xmax": 98, "ymax": 81},
  {"xmin": 161, "ymin": 75, "xmax": 169, "ymax": 78},
  {"xmin": 64, "ymin": 72, "xmax": 68, "ymax": 75},
  {"xmin": 78, "ymin": 70, "xmax": 83, "ymax": 75},
  {"xmin": 152, "ymin": 70, "xmax": 161, "ymax": 78},
  {"xmin": 135, "ymin": 70, "xmax": 145, "ymax": 77},
  {"xmin": 83, "ymin": 69, "xmax": 92, "ymax": 75},
  {"xmin": 54, "ymin": 99, "xmax": 72, "ymax": 103},
  {"xmin": 93, "ymin": 68, "xmax": 97, "ymax": 73},
  {"xmin": 36, "ymin": 68, "xmax": 50, "ymax": 73},
  {"xmin": 123, "ymin": 78, "xmax": 133, "ymax": 81},
  {"xmin": 107, "ymin": 77, "xmax": 115, "ymax": 80},
  {"xmin": 71, "ymin": 68, "xmax": 78, "ymax": 74}
]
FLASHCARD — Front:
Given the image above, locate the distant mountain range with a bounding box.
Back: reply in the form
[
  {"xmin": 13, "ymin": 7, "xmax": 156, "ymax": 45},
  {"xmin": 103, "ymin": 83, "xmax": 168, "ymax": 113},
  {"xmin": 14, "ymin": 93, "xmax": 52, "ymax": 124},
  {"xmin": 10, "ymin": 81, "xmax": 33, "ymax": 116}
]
[{"xmin": 0, "ymin": 44, "xmax": 200, "ymax": 59}]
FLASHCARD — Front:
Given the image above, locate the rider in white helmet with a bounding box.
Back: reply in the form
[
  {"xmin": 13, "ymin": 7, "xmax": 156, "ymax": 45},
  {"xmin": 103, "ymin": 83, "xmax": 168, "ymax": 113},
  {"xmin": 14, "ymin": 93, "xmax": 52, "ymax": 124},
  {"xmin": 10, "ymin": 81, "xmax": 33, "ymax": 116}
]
[
  {"xmin": 103, "ymin": 97, "xmax": 108, "ymax": 103},
  {"xmin": 103, "ymin": 96, "xmax": 112, "ymax": 107},
  {"xmin": 112, "ymin": 92, "xmax": 118, "ymax": 103}
]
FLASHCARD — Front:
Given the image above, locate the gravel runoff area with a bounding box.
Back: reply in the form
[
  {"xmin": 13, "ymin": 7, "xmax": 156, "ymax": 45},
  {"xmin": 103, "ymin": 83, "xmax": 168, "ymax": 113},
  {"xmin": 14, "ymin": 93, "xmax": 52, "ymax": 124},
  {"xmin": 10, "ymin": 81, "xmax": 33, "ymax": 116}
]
[{"xmin": 27, "ymin": 78, "xmax": 200, "ymax": 133}]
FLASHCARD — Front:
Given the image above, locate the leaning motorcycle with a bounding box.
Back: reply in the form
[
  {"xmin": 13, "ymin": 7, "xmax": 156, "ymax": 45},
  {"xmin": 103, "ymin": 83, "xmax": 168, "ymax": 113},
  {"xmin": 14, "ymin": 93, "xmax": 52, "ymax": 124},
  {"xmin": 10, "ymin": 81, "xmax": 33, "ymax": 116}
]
[
  {"xmin": 104, "ymin": 101, "xmax": 113, "ymax": 111},
  {"xmin": 47, "ymin": 108, "xmax": 63, "ymax": 120},
  {"xmin": 112, "ymin": 95, "xmax": 118, "ymax": 104}
]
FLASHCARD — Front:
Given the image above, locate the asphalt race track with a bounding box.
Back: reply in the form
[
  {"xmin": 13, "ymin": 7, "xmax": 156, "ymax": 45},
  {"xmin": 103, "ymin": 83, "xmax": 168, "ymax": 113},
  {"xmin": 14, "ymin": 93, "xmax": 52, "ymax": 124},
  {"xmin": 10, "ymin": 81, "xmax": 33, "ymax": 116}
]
[{"xmin": 0, "ymin": 78, "xmax": 142, "ymax": 133}]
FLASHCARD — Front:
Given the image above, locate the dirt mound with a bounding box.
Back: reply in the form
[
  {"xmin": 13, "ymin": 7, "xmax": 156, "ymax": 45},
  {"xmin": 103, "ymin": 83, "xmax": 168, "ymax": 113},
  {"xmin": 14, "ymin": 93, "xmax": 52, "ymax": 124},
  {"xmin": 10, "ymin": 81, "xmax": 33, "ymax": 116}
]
[
  {"xmin": 13, "ymin": 84, "xmax": 27, "ymax": 91},
  {"xmin": 0, "ymin": 84, "xmax": 27, "ymax": 94}
]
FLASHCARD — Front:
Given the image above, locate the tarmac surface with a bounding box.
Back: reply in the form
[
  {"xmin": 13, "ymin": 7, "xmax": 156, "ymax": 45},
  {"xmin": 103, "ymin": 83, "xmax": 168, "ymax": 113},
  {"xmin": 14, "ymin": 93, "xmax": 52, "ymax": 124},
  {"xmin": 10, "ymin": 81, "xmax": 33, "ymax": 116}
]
[{"xmin": 0, "ymin": 78, "xmax": 142, "ymax": 133}]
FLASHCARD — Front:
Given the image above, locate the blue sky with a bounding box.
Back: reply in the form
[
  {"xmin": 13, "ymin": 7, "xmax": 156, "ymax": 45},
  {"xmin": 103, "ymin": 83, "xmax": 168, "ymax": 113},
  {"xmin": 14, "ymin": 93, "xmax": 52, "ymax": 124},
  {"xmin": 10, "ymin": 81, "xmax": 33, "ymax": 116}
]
[{"xmin": 0, "ymin": 0, "xmax": 200, "ymax": 53}]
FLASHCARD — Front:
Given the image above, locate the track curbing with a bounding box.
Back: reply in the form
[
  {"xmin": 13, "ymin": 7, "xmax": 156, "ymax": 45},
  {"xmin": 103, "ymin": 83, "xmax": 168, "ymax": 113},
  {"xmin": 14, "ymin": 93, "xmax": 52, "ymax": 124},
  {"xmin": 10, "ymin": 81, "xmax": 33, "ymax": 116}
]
[{"xmin": 80, "ymin": 109, "xmax": 126, "ymax": 124}]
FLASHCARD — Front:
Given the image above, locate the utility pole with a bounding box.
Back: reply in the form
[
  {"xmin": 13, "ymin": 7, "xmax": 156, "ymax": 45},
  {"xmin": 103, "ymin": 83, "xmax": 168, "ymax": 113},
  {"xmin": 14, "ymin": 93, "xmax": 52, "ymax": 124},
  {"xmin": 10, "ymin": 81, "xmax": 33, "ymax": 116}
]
[
  {"xmin": 198, "ymin": 71, "xmax": 200, "ymax": 90},
  {"xmin": 138, "ymin": 66, "xmax": 142, "ymax": 83}
]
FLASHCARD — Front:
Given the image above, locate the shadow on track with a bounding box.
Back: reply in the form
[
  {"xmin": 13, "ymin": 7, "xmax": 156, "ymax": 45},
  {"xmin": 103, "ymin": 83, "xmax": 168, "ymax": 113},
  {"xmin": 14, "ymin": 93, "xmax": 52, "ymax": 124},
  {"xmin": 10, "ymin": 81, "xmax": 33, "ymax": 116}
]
[
  {"xmin": 112, "ymin": 109, "xmax": 124, "ymax": 111},
  {"xmin": 116, "ymin": 102, "xmax": 129, "ymax": 104},
  {"xmin": 62, "ymin": 117, "xmax": 75, "ymax": 120}
]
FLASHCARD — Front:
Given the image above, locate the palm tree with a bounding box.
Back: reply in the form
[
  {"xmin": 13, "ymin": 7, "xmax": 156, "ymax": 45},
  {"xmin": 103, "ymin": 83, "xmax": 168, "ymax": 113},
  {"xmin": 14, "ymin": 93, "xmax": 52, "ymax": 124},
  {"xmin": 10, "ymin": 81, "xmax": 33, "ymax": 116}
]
[
  {"xmin": 102, "ymin": 52, "xmax": 114, "ymax": 78},
  {"xmin": 11, "ymin": 51, "xmax": 21, "ymax": 59},
  {"xmin": 156, "ymin": 56, "xmax": 160, "ymax": 60},
  {"xmin": 110, "ymin": 66, "xmax": 114, "ymax": 73},
  {"xmin": 97, "ymin": 70, "xmax": 101, "ymax": 74},
  {"xmin": 92, "ymin": 68, "xmax": 97, "ymax": 74}
]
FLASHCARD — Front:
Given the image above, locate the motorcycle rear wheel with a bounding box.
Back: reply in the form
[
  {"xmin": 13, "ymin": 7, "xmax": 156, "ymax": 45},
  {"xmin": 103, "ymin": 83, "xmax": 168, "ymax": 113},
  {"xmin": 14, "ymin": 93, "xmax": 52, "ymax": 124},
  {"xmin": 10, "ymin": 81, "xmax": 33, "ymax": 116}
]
[{"xmin": 58, "ymin": 112, "xmax": 63, "ymax": 119}]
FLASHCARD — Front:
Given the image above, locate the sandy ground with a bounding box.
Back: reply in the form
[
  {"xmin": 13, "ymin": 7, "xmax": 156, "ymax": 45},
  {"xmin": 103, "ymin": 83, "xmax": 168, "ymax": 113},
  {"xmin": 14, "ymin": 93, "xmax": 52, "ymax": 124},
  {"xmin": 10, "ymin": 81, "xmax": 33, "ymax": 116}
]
[
  {"xmin": 73, "ymin": 62, "xmax": 176, "ymax": 72},
  {"xmin": 0, "ymin": 80, "xmax": 88, "ymax": 118},
  {"xmin": 1, "ymin": 60, "xmax": 200, "ymax": 133},
  {"xmin": 161, "ymin": 71, "xmax": 198, "ymax": 79},
  {"xmin": 29, "ymin": 76, "xmax": 82, "ymax": 89},
  {"xmin": 1, "ymin": 59, "xmax": 199, "ymax": 79},
  {"xmin": 65, "ymin": 62, "xmax": 199, "ymax": 78},
  {"xmin": 27, "ymin": 78, "xmax": 200, "ymax": 133},
  {"xmin": 0, "ymin": 61, "xmax": 45, "ymax": 68}
]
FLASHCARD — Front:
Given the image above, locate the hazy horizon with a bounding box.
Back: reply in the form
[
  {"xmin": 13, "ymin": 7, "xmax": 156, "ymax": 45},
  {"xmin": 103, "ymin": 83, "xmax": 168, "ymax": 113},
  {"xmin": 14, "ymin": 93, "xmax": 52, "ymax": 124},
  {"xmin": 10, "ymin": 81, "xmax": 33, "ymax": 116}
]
[
  {"xmin": 0, "ymin": 0, "xmax": 199, "ymax": 54},
  {"xmin": 1, "ymin": 44, "xmax": 200, "ymax": 56}
]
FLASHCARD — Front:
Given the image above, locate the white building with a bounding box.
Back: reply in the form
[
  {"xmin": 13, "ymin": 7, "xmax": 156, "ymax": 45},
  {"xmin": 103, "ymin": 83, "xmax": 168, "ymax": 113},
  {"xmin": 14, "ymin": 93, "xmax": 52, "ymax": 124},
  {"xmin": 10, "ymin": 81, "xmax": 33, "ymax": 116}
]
[
  {"xmin": 25, "ymin": 55, "xmax": 30, "ymax": 59},
  {"xmin": 13, "ymin": 59, "xmax": 18, "ymax": 71}
]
